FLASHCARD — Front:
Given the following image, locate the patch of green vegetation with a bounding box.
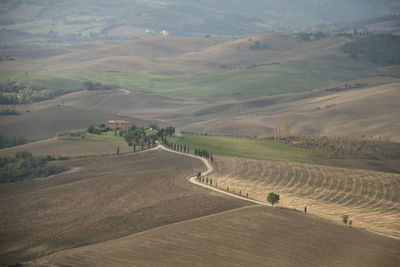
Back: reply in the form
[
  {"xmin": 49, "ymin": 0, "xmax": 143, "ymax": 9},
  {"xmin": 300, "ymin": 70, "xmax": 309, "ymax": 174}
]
[
  {"xmin": 0, "ymin": 151, "xmax": 67, "ymax": 183},
  {"xmin": 85, "ymin": 132, "xmax": 132, "ymax": 153},
  {"xmin": 172, "ymin": 135, "xmax": 317, "ymax": 163},
  {"xmin": 0, "ymin": 54, "xmax": 380, "ymax": 98}
]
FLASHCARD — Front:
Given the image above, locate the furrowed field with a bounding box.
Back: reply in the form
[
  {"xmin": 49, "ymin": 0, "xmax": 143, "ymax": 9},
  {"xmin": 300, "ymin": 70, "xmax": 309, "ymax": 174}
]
[{"xmin": 209, "ymin": 156, "xmax": 400, "ymax": 237}]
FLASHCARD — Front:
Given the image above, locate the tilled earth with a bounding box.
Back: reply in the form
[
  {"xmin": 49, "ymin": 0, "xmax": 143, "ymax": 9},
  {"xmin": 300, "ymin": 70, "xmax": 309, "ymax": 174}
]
[{"xmin": 0, "ymin": 149, "xmax": 249, "ymax": 265}]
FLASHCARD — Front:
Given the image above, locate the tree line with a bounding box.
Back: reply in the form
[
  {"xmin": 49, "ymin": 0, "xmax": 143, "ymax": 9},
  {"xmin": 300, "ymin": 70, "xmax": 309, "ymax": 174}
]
[
  {"xmin": 0, "ymin": 80, "xmax": 79, "ymax": 104},
  {"xmin": 194, "ymin": 149, "xmax": 214, "ymax": 162},
  {"xmin": 163, "ymin": 138, "xmax": 190, "ymax": 154},
  {"xmin": 82, "ymin": 81, "xmax": 120, "ymax": 91},
  {"xmin": 269, "ymin": 135, "xmax": 400, "ymax": 160},
  {"xmin": 0, "ymin": 151, "xmax": 68, "ymax": 183},
  {"xmin": 0, "ymin": 135, "xmax": 27, "ymax": 149}
]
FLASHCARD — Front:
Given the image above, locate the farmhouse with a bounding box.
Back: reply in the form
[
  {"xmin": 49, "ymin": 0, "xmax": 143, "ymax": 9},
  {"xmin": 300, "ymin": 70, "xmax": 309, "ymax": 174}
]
[{"xmin": 107, "ymin": 120, "xmax": 134, "ymax": 131}]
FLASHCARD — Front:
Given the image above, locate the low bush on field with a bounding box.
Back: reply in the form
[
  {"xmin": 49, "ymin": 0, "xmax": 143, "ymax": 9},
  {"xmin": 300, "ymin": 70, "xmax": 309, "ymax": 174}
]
[{"xmin": 57, "ymin": 131, "xmax": 86, "ymax": 140}]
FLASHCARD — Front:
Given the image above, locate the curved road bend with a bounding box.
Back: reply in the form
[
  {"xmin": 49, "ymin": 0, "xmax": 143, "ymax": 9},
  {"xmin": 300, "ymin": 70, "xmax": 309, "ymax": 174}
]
[{"xmin": 156, "ymin": 142, "xmax": 400, "ymax": 240}]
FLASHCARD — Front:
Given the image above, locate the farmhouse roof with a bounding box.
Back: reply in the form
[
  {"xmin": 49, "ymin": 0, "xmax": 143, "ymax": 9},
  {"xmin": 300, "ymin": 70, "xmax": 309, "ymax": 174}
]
[{"xmin": 107, "ymin": 120, "xmax": 133, "ymax": 124}]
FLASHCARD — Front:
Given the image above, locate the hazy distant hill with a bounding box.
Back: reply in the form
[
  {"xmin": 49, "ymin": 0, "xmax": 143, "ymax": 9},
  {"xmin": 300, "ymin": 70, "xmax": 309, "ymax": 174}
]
[{"xmin": 0, "ymin": 0, "xmax": 399, "ymax": 45}]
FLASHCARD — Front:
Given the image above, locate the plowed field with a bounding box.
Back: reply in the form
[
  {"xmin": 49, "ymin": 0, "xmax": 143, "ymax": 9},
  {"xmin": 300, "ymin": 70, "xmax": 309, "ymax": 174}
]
[
  {"xmin": 44, "ymin": 206, "xmax": 400, "ymax": 267},
  {"xmin": 210, "ymin": 156, "xmax": 400, "ymax": 237},
  {"xmin": 0, "ymin": 150, "xmax": 249, "ymax": 265}
]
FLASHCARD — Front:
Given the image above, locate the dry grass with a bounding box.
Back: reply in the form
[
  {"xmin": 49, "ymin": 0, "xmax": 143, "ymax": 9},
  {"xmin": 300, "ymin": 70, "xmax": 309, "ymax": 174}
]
[
  {"xmin": 210, "ymin": 156, "xmax": 400, "ymax": 237},
  {"xmin": 0, "ymin": 150, "xmax": 248, "ymax": 264},
  {"xmin": 44, "ymin": 205, "xmax": 400, "ymax": 267}
]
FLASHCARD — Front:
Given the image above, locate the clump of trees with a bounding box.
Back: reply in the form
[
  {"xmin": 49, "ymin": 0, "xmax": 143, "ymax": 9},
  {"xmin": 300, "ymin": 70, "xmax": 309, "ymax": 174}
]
[
  {"xmin": 341, "ymin": 34, "xmax": 400, "ymax": 65},
  {"xmin": 267, "ymin": 192, "xmax": 280, "ymax": 206},
  {"xmin": 124, "ymin": 126, "xmax": 157, "ymax": 147},
  {"xmin": 0, "ymin": 151, "xmax": 68, "ymax": 183},
  {"xmin": 0, "ymin": 135, "xmax": 27, "ymax": 149},
  {"xmin": 250, "ymin": 40, "xmax": 269, "ymax": 50},
  {"xmin": 124, "ymin": 124, "xmax": 175, "ymax": 151},
  {"xmin": 87, "ymin": 124, "xmax": 110, "ymax": 135},
  {"xmin": 83, "ymin": 81, "xmax": 120, "ymax": 91},
  {"xmin": 0, "ymin": 80, "xmax": 76, "ymax": 104}
]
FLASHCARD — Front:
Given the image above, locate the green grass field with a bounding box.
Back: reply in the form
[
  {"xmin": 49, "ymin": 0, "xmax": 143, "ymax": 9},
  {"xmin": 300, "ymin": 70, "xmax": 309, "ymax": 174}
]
[
  {"xmin": 0, "ymin": 56, "xmax": 379, "ymax": 98},
  {"xmin": 172, "ymin": 135, "xmax": 317, "ymax": 163},
  {"xmin": 85, "ymin": 132, "xmax": 131, "ymax": 153}
]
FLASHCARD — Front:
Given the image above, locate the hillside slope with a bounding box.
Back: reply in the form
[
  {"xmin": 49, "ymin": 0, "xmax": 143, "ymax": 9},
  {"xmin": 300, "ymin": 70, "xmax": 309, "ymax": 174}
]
[
  {"xmin": 0, "ymin": 150, "xmax": 248, "ymax": 264},
  {"xmin": 1, "ymin": 0, "xmax": 398, "ymax": 43},
  {"xmin": 0, "ymin": 105, "xmax": 144, "ymax": 142},
  {"xmin": 44, "ymin": 205, "xmax": 400, "ymax": 267},
  {"xmin": 65, "ymin": 81, "xmax": 400, "ymax": 138},
  {"xmin": 211, "ymin": 155, "xmax": 400, "ymax": 237}
]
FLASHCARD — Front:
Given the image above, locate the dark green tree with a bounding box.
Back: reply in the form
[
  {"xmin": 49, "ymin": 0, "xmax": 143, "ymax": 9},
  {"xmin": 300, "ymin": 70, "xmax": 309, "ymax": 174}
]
[{"xmin": 267, "ymin": 192, "xmax": 280, "ymax": 206}]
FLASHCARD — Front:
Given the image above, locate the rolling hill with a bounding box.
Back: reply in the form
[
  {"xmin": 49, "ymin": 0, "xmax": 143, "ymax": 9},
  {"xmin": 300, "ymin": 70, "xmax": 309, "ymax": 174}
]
[
  {"xmin": 0, "ymin": 149, "xmax": 248, "ymax": 264},
  {"xmin": 1, "ymin": 33, "xmax": 394, "ymax": 98},
  {"xmin": 0, "ymin": 0, "xmax": 398, "ymax": 46},
  {"xmin": 0, "ymin": 104, "xmax": 145, "ymax": 142},
  {"xmin": 59, "ymin": 79, "xmax": 400, "ymax": 138},
  {"xmin": 43, "ymin": 205, "xmax": 400, "ymax": 267},
  {"xmin": 211, "ymin": 155, "xmax": 400, "ymax": 237}
]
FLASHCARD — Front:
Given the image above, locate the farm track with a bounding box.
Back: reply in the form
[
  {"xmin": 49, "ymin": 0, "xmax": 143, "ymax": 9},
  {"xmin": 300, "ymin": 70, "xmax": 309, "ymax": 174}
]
[{"xmin": 210, "ymin": 156, "xmax": 400, "ymax": 238}]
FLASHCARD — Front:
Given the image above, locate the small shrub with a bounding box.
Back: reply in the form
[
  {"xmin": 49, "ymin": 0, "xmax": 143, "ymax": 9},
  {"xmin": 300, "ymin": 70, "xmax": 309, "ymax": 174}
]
[{"xmin": 342, "ymin": 215, "xmax": 349, "ymax": 225}]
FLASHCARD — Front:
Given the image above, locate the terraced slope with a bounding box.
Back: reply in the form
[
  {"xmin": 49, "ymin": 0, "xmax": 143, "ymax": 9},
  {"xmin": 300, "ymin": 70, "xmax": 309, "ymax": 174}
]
[{"xmin": 210, "ymin": 156, "xmax": 400, "ymax": 237}]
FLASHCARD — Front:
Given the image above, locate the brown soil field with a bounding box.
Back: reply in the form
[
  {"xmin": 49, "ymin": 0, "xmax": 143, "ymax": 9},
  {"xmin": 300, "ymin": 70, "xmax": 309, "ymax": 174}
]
[
  {"xmin": 66, "ymin": 81, "xmax": 400, "ymax": 139},
  {"xmin": 311, "ymin": 157, "xmax": 400, "ymax": 174},
  {"xmin": 0, "ymin": 34, "xmax": 355, "ymax": 75},
  {"xmin": 209, "ymin": 156, "xmax": 400, "ymax": 238},
  {"xmin": 0, "ymin": 104, "xmax": 144, "ymax": 142},
  {"xmin": 0, "ymin": 137, "xmax": 130, "ymax": 157},
  {"xmin": 1, "ymin": 80, "xmax": 399, "ymax": 147},
  {"xmin": 0, "ymin": 150, "xmax": 249, "ymax": 265},
  {"xmin": 43, "ymin": 205, "xmax": 400, "ymax": 267}
]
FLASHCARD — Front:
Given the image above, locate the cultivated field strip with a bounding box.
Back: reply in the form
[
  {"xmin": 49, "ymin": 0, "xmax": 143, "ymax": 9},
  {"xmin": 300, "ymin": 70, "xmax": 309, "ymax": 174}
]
[{"xmin": 210, "ymin": 156, "xmax": 400, "ymax": 237}]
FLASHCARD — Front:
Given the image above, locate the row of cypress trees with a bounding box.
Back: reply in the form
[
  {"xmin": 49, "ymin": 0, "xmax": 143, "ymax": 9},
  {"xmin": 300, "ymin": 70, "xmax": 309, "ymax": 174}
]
[
  {"xmin": 163, "ymin": 138, "xmax": 190, "ymax": 154},
  {"xmin": 162, "ymin": 137, "xmax": 214, "ymax": 162},
  {"xmin": 194, "ymin": 149, "xmax": 213, "ymax": 162}
]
